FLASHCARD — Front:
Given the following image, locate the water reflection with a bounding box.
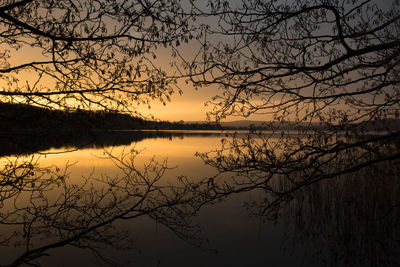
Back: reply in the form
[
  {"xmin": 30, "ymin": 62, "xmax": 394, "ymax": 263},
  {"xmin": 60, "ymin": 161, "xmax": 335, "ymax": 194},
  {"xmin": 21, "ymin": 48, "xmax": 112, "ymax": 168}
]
[
  {"xmin": 0, "ymin": 150, "xmax": 210, "ymax": 266},
  {"xmin": 0, "ymin": 129, "xmax": 227, "ymax": 157},
  {"xmin": 0, "ymin": 131, "xmax": 398, "ymax": 266}
]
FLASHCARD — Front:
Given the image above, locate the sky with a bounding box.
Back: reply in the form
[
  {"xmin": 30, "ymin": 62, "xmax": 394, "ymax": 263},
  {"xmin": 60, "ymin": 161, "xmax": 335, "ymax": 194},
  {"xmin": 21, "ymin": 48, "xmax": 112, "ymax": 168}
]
[
  {"xmin": 0, "ymin": 0, "xmax": 258, "ymax": 123},
  {"xmin": 1, "ymin": 0, "xmax": 396, "ymax": 123},
  {"xmin": 140, "ymin": 85, "xmax": 216, "ymax": 122},
  {"xmin": 1, "ymin": 28, "xmax": 265, "ymax": 123},
  {"xmin": 0, "ymin": 44, "xmax": 230, "ymax": 123}
]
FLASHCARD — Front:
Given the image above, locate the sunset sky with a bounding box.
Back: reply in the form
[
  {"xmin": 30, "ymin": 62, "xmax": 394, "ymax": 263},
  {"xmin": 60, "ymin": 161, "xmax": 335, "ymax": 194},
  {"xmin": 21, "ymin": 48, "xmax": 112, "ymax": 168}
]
[
  {"xmin": 1, "ymin": 0, "xmax": 394, "ymax": 123},
  {"xmin": 3, "ymin": 38, "xmax": 267, "ymax": 123}
]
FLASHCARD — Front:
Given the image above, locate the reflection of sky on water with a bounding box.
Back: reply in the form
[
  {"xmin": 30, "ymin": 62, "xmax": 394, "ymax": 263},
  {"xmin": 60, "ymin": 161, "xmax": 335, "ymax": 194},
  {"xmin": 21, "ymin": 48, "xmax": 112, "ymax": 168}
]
[
  {"xmin": 1, "ymin": 134, "xmax": 303, "ymax": 266},
  {"xmin": 2, "ymin": 132, "xmax": 398, "ymax": 266},
  {"xmin": 31, "ymin": 135, "xmax": 225, "ymax": 180}
]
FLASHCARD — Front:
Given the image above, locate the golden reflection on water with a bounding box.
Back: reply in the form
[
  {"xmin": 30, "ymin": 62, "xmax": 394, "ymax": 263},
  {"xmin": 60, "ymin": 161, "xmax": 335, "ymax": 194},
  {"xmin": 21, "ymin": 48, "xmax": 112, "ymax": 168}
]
[
  {"xmin": 0, "ymin": 135, "xmax": 226, "ymax": 183},
  {"xmin": 1, "ymin": 133, "xmax": 289, "ymax": 267},
  {"xmin": 1, "ymin": 131, "xmax": 398, "ymax": 266}
]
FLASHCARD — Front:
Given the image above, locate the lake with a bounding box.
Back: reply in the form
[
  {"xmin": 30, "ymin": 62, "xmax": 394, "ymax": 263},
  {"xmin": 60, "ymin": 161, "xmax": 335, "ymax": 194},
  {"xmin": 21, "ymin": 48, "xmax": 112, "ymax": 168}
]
[{"xmin": 0, "ymin": 130, "xmax": 398, "ymax": 266}]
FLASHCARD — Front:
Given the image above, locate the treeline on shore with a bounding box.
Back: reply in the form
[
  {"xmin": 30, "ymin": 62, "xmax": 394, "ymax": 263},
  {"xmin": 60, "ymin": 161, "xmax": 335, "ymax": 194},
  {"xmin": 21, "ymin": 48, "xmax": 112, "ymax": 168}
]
[
  {"xmin": 1, "ymin": 103, "xmax": 398, "ymax": 157},
  {"xmin": 0, "ymin": 103, "xmax": 224, "ymax": 132},
  {"xmin": 0, "ymin": 103, "xmax": 223, "ymax": 156},
  {"xmin": 2, "ymin": 103, "xmax": 399, "ymax": 134}
]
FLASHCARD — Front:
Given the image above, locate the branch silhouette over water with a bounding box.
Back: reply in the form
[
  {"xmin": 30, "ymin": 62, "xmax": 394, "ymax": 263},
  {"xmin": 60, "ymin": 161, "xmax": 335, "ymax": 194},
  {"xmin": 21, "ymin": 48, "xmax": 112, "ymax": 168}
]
[
  {"xmin": 0, "ymin": 150, "xmax": 218, "ymax": 267},
  {"xmin": 0, "ymin": 136, "xmax": 399, "ymax": 266},
  {"xmin": 195, "ymin": 130, "xmax": 400, "ymax": 266}
]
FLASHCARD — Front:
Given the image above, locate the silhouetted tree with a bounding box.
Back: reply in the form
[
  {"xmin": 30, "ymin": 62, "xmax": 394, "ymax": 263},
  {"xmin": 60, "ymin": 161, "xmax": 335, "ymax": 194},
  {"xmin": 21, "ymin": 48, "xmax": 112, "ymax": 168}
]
[
  {"xmin": 181, "ymin": 0, "xmax": 399, "ymax": 124},
  {"xmin": 174, "ymin": 0, "xmax": 400, "ymax": 218},
  {"xmin": 1, "ymin": 1, "xmax": 400, "ymax": 264},
  {"xmin": 0, "ymin": 0, "xmax": 194, "ymax": 114}
]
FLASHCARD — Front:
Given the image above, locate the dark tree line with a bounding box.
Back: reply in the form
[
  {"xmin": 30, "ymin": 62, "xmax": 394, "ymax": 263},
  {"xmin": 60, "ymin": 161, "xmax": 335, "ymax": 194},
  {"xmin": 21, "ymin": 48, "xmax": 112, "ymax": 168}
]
[{"xmin": 0, "ymin": 102, "xmax": 225, "ymax": 156}]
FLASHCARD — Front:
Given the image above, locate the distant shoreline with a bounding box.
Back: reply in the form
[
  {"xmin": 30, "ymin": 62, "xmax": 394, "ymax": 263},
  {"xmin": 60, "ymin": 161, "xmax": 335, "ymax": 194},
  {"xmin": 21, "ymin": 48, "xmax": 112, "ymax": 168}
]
[
  {"xmin": 1, "ymin": 103, "xmax": 399, "ymax": 132},
  {"xmin": 0, "ymin": 103, "xmax": 399, "ymax": 157}
]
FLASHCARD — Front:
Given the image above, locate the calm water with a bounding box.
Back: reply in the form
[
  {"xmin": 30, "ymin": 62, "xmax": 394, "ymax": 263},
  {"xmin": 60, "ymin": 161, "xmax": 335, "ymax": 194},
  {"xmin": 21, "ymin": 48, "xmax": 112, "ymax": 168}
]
[{"xmin": 0, "ymin": 131, "xmax": 398, "ymax": 266}]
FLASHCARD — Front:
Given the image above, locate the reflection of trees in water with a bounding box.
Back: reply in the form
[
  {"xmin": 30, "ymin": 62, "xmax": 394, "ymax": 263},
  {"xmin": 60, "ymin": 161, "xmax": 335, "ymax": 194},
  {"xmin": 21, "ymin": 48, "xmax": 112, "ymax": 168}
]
[{"xmin": 0, "ymin": 130, "xmax": 224, "ymax": 157}]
